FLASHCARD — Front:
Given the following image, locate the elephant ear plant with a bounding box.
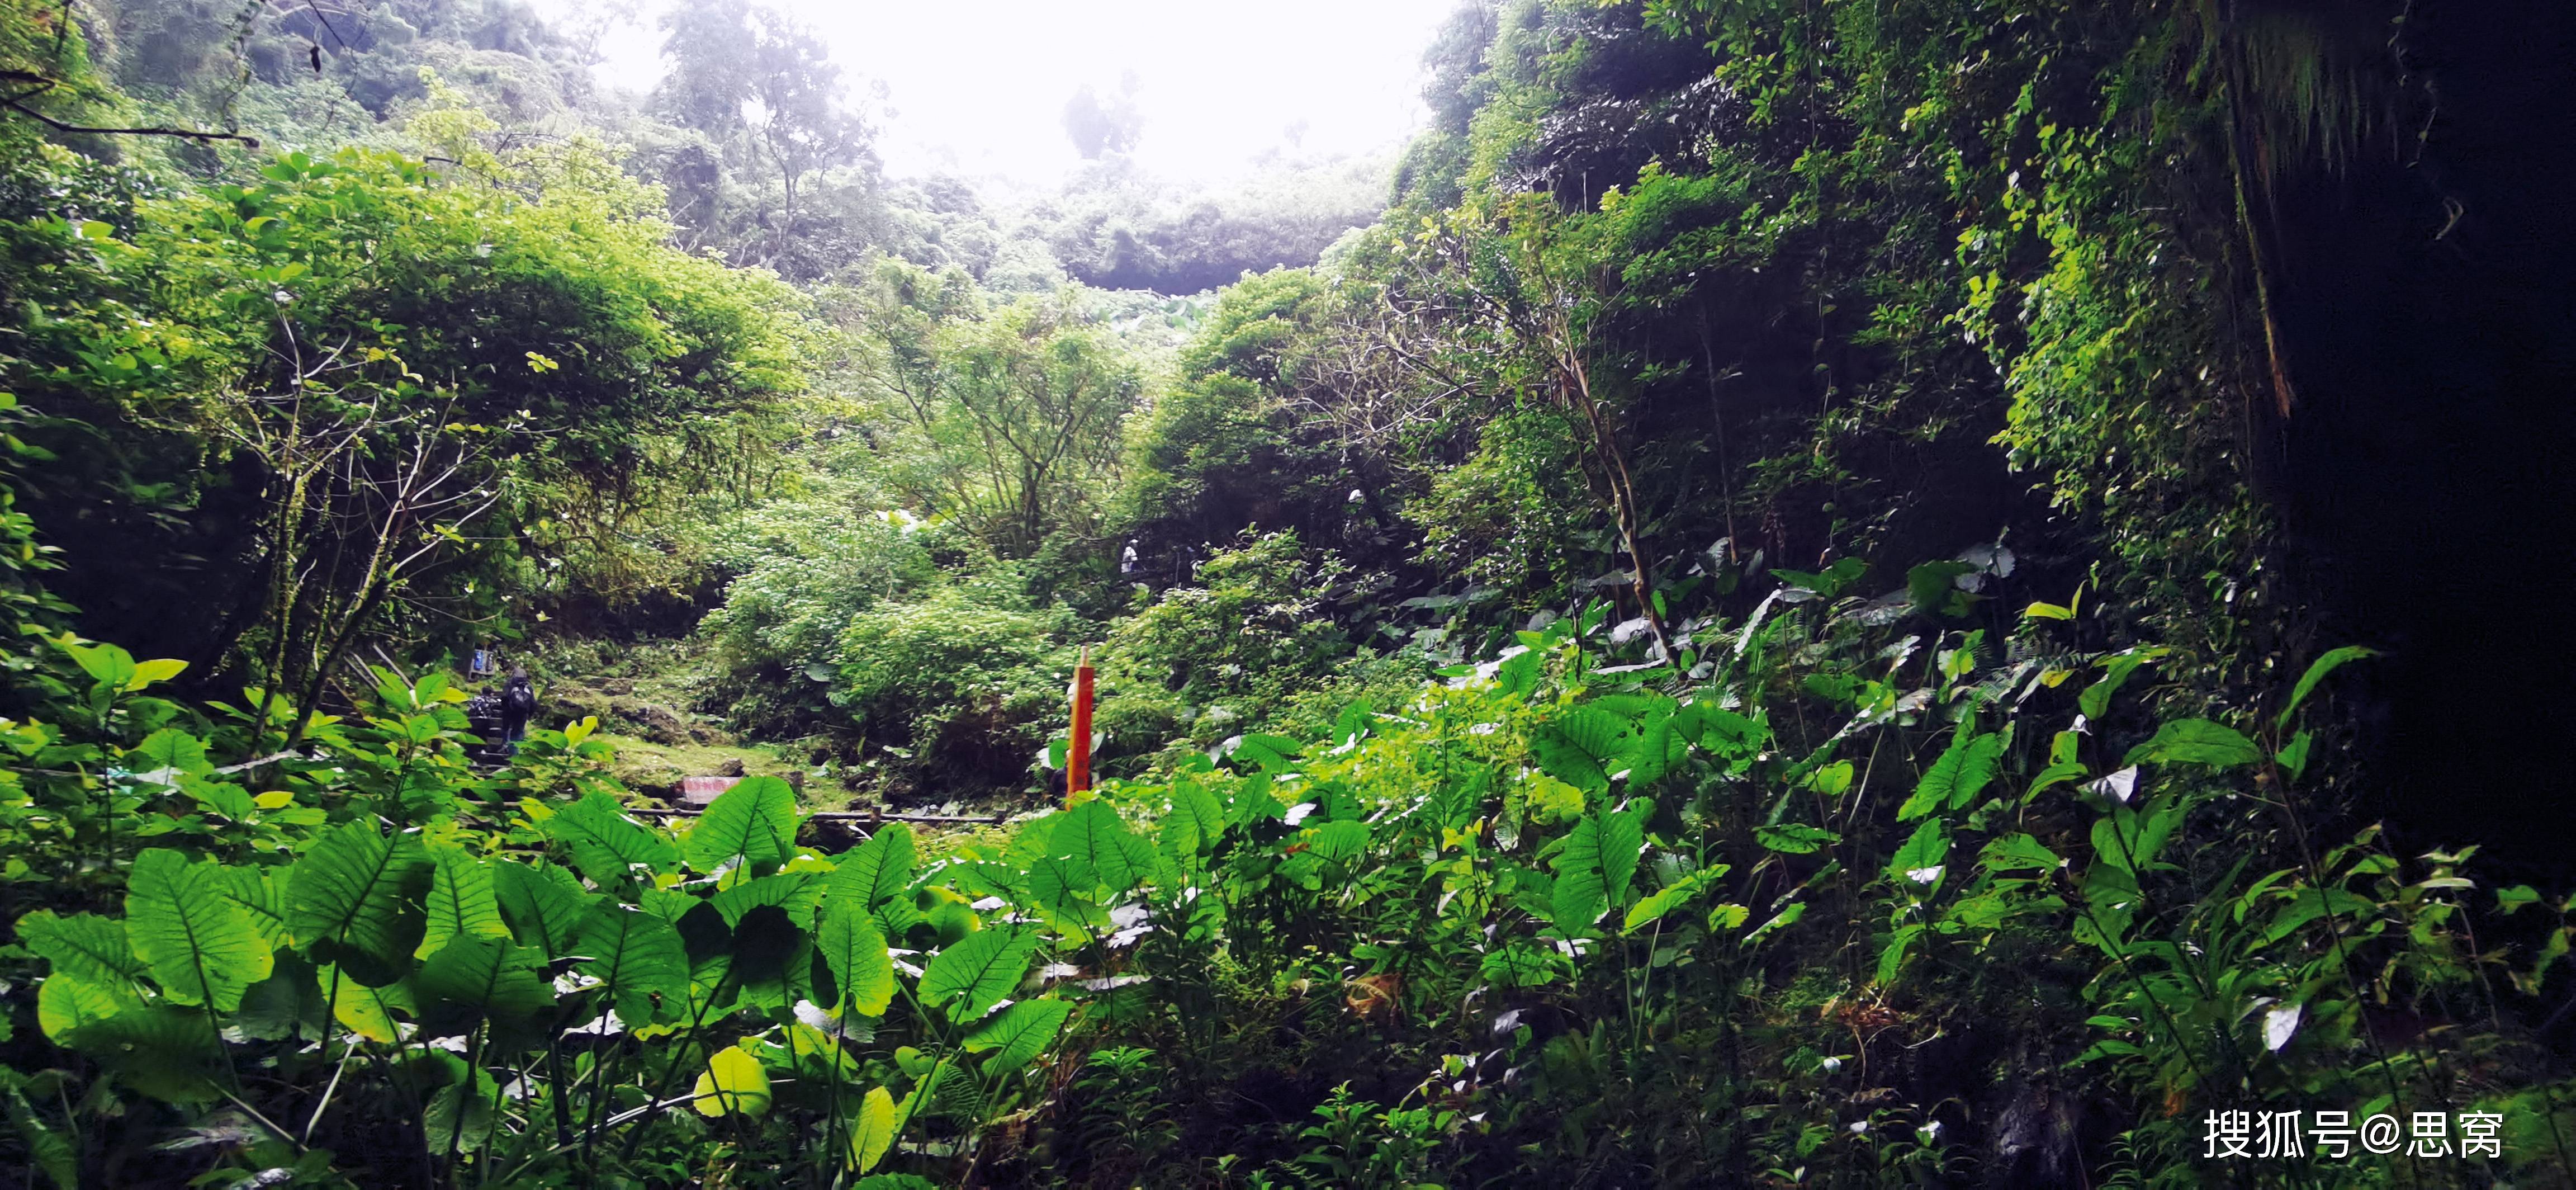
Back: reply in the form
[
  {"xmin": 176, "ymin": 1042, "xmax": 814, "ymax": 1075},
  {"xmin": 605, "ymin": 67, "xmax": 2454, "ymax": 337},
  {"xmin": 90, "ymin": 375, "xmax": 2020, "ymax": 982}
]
[
  {"xmin": 4, "ymin": 583, "xmax": 2570, "ymax": 1187},
  {"xmin": 4, "ymin": 663, "xmax": 1100, "ymax": 1187}
]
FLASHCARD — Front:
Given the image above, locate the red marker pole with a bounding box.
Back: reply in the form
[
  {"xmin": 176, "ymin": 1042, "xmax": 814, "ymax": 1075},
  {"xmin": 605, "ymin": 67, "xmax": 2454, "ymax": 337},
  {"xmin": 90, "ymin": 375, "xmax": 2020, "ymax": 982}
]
[{"xmin": 1067, "ymin": 646, "xmax": 1094, "ymax": 801}]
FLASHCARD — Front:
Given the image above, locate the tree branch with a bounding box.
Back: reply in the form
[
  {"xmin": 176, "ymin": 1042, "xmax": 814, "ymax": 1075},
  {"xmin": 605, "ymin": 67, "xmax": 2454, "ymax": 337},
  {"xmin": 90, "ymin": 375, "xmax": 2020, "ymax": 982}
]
[{"xmin": 3, "ymin": 97, "xmax": 261, "ymax": 146}]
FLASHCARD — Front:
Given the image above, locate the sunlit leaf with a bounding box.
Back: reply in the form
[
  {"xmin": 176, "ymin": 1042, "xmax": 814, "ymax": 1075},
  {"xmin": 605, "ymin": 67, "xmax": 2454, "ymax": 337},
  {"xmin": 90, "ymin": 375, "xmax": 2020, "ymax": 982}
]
[
  {"xmin": 574, "ymin": 902, "xmax": 686, "ymax": 1028},
  {"xmin": 963, "ymin": 997, "xmax": 1072, "ymax": 1075},
  {"xmin": 817, "ymin": 900, "xmax": 896, "ymax": 1017},
  {"xmin": 848, "ymin": 1085, "xmax": 897, "ymax": 1172},
  {"xmin": 288, "ymin": 821, "xmax": 432, "ymax": 986},
  {"xmin": 920, "ymin": 928, "xmax": 1040, "ymax": 1023},
  {"xmin": 692, "ymin": 1045, "xmax": 773, "ymax": 1118},
  {"xmin": 544, "ymin": 791, "xmax": 678, "ymax": 885},
  {"xmin": 126, "ymin": 849, "xmax": 270, "ymax": 1011},
  {"xmin": 685, "ymin": 776, "xmax": 800, "ymax": 875},
  {"xmin": 418, "ymin": 846, "xmax": 509, "ymax": 958},
  {"xmin": 825, "ymin": 823, "xmax": 917, "ymax": 912}
]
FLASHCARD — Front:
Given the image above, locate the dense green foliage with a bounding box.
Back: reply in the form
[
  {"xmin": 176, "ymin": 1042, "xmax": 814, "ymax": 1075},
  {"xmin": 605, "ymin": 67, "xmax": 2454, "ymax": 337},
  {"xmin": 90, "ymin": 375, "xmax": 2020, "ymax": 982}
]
[
  {"xmin": 0, "ymin": 0, "xmax": 2569, "ymax": 1185},
  {"xmin": 1, "ymin": 570, "xmax": 2566, "ymax": 1187}
]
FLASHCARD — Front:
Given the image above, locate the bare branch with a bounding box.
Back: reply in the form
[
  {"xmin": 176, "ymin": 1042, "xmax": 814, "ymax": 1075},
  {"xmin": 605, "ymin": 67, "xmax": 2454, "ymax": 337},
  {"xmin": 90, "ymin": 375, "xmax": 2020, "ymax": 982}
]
[{"xmin": 3, "ymin": 96, "xmax": 260, "ymax": 146}]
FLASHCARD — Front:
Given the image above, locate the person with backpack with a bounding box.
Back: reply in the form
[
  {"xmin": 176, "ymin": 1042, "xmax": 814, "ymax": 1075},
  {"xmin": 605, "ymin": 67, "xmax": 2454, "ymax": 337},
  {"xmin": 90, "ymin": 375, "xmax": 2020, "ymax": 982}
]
[{"xmin": 501, "ymin": 666, "xmax": 537, "ymax": 745}]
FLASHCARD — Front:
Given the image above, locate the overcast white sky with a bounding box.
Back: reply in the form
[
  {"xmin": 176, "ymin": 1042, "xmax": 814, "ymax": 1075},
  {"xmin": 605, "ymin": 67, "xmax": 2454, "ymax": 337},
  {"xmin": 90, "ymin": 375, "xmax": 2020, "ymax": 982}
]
[{"xmin": 545, "ymin": 0, "xmax": 1462, "ymax": 188}]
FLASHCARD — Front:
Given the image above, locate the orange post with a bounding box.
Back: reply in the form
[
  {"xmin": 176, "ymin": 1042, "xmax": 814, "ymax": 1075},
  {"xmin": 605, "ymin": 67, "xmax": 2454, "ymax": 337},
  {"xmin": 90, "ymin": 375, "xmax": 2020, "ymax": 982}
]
[{"xmin": 1067, "ymin": 646, "xmax": 1094, "ymax": 800}]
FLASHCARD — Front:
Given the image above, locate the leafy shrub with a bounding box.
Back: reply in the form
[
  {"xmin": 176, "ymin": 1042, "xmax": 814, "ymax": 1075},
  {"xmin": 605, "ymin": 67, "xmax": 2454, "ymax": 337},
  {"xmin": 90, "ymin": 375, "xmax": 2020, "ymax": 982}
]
[
  {"xmin": 701, "ymin": 482, "xmax": 941, "ymax": 669},
  {"xmin": 1096, "ymin": 531, "xmax": 1358, "ymax": 762},
  {"xmin": 1412, "ymin": 408, "xmax": 1595, "ymax": 604},
  {"xmin": 827, "ymin": 577, "xmax": 1076, "ymax": 788},
  {"xmin": 1, "ymin": 552, "xmax": 2571, "ymax": 1188}
]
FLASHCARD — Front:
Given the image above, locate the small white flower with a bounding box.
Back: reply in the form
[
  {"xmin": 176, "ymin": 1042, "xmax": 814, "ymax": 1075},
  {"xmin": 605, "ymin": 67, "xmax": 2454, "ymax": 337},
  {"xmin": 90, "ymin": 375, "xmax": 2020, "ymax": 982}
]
[{"xmin": 1906, "ymin": 866, "xmax": 1943, "ymax": 886}]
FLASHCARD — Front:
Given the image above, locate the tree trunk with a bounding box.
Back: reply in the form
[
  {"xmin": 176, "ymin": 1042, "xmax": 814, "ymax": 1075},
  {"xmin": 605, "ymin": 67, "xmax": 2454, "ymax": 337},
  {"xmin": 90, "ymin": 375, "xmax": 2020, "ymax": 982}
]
[{"xmin": 1560, "ymin": 348, "xmax": 1672, "ymax": 661}]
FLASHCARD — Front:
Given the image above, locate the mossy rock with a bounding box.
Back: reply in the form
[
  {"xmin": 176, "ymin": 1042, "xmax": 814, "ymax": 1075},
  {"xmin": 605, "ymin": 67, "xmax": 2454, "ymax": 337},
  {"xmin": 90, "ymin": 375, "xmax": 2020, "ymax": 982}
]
[{"xmin": 598, "ymin": 733, "xmax": 816, "ymax": 808}]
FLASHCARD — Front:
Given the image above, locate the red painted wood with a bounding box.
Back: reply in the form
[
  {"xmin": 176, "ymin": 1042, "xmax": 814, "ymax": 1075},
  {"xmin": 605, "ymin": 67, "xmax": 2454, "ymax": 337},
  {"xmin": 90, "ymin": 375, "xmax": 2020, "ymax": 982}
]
[{"xmin": 1068, "ymin": 655, "xmax": 1095, "ymax": 799}]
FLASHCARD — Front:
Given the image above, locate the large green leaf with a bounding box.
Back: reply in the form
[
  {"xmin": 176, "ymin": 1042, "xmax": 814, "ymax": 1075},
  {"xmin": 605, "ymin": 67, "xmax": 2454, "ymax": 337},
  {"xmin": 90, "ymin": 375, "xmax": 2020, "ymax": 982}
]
[
  {"xmin": 65, "ymin": 1004, "xmax": 225, "ymax": 1103},
  {"xmin": 848, "ymin": 1085, "xmax": 897, "ymax": 1173},
  {"xmin": 418, "ymin": 846, "xmax": 508, "ymax": 958},
  {"xmin": 825, "ymin": 823, "xmax": 917, "ymax": 912},
  {"xmin": 1160, "ymin": 779, "xmax": 1226, "ymax": 863},
  {"xmin": 17, "ymin": 911, "xmax": 146, "ymax": 991},
  {"xmin": 817, "ymin": 899, "xmax": 896, "ymax": 1017},
  {"xmin": 726, "ymin": 903, "xmax": 810, "ymax": 1015},
  {"xmin": 572, "ymin": 902, "xmax": 687, "ymax": 1028},
  {"xmin": 1225, "ymin": 733, "xmax": 1304, "ymax": 772},
  {"xmin": 691, "ymin": 1045, "xmax": 773, "ymax": 1117},
  {"xmin": 1980, "ymin": 833, "xmax": 2062, "ymax": 872},
  {"xmin": 712, "ymin": 870, "xmax": 828, "ymax": 929},
  {"xmin": 1898, "ymin": 731, "xmax": 2004, "ymax": 820},
  {"xmin": 288, "ymin": 821, "xmax": 432, "ymax": 986},
  {"xmin": 1623, "ymin": 866, "xmax": 1725, "ymax": 933},
  {"xmin": 1304, "ymin": 819, "xmax": 1370, "ymax": 865},
  {"xmin": 545, "ymin": 791, "xmax": 678, "ymax": 885},
  {"xmin": 685, "ymin": 776, "xmax": 801, "ymax": 875},
  {"xmin": 414, "ymin": 934, "xmax": 552, "ymax": 1038},
  {"xmin": 1888, "ymin": 820, "xmax": 1950, "ymax": 889},
  {"xmin": 234, "ymin": 951, "xmax": 328, "ymax": 1042},
  {"xmin": 1552, "ymin": 801, "xmax": 1647, "ymax": 923},
  {"xmin": 1549, "ymin": 875, "xmax": 1607, "ymax": 935},
  {"xmin": 1022, "ymin": 858, "xmax": 1113, "ymax": 942},
  {"xmin": 1053, "ymin": 801, "xmax": 1154, "ymax": 896},
  {"xmin": 2276, "ymin": 645, "xmax": 2376, "ymax": 730},
  {"xmin": 39, "ymin": 974, "xmax": 131, "ymax": 1041},
  {"xmin": 126, "ymin": 849, "xmax": 271, "ymax": 1012},
  {"xmin": 218, "ymin": 866, "xmax": 290, "ymax": 950},
  {"xmin": 1621, "ymin": 702, "xmax": 1690, "ymax": 786},
  {"xmin": 2078, "ymin": 649, "xmax": 2164, "ymax": 720},
  {"xmin": 1530, "ymin": 706, "xmax": 1633, "ymax": 792},
  {"xmin": 1906, "ymin": 560, "xmax": 1978, "ymax": 616},
  {"xmin": 1675, "ymin": 701, "xmax": 1765, "ymax": 758},
  {"xmin": 5, "ymin": 1087, "xmax": 76, "ymax": 1190},
  {"xmin": 495, "ymin": 861, "xmax": 594, "ymax": 957},
  {"xmin": 320, "ymin": 964, "xmax": 410, "ymax": 1043},
  {"xmin": 62, "ymin": 641, "xmax": 135, "ymax": 689},
  {"xmin": 131, "ymin": 728, "xmax": 210, "ymax": 777},
  {"xmin": 2123, "ymin": 719, "xmax": 2262, "ymax": 768},
  {"xmin": 920, "ymin": 928, "xmax": 1040, "ymax": 1023},
  {"xmin": 963, "ymin": 997, "xmax": 1072, "ymax": 1075},
  {"xmin": 424, "ymin": 1064, "xmax": 500, "ymax": 1154}
]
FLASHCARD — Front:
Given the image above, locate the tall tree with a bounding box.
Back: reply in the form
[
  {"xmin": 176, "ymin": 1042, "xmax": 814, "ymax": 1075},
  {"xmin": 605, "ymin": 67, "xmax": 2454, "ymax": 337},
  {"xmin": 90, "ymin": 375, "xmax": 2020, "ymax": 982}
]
[
  {"xmin": 842, "ymin": 261, "xmax": 1138, "ymax": 558},
  {"xmin": 744, "ymin": 10, "xmax": 865, "ymax": 255},
  {"xmin": 655, "ymin": 1, "xmax": 869, "ymax": 271}
]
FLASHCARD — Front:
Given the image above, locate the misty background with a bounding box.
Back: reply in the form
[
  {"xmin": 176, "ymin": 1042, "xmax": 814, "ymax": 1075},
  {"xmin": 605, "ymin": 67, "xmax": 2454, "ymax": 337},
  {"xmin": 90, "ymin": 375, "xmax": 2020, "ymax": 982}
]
[{"xmin": 92, "ymin": 0, "xmax": 1453, "ymax": 292}]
